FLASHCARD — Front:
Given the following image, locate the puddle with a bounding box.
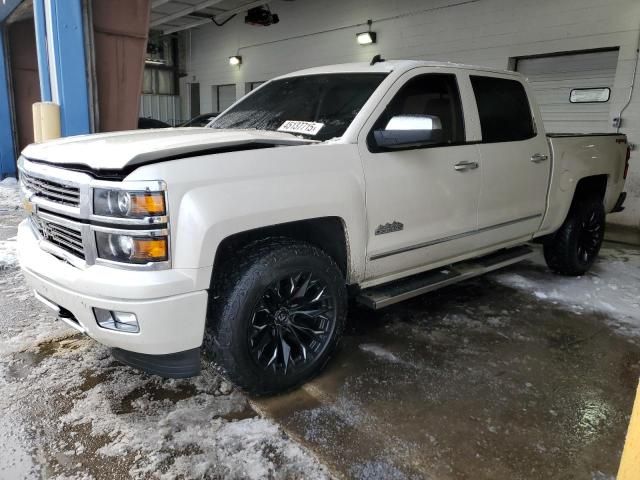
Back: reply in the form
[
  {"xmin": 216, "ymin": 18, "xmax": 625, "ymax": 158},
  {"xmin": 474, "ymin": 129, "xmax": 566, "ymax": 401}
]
[{"xmin": 116, "ymin": 381, "xmax": 199, "ymax": 414}]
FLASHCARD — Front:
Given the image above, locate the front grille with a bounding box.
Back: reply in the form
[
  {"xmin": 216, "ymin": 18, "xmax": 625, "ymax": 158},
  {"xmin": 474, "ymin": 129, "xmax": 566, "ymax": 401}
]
[
  {"xmin": 31, "ymin": 216, "xmax": 85, "ymax": 260},
  {"xmin": 21, "ymin": 171, "xmax": 80, "ymax": 207}
]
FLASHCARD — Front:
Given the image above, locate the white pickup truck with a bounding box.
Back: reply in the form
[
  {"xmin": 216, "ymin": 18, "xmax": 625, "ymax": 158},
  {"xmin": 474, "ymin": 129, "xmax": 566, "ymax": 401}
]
[{"xmin": 17, "ymin": 59, "xmax": 630, "ymax": 394}]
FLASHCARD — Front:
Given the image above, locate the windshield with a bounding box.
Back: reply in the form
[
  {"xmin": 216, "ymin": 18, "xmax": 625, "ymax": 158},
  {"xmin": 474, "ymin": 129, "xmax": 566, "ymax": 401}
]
[{"xmin": 210, "ymin": 73, "xmax": 388, "ymax": 141}]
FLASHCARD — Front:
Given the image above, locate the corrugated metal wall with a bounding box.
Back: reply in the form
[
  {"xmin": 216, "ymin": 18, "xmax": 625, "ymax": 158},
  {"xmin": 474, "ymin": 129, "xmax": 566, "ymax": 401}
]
[{"xmin": 139, "ymin": 94, "xmax": 181, "ymax": 125}]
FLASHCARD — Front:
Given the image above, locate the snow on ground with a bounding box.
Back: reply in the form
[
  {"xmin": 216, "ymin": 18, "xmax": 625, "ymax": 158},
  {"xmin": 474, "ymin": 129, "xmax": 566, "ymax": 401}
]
[
  {"xmin": 491, "ymin": 246, "xmax": 640, "ymax": 337},
  {"xmin": 0, "ymin": 179, "xmax": 20, "ymax": 270},
  {"xmin": 0, "ymin": 180, "xmax": 329, "ymax": 480},
  {"xmin": 358, "ymin": 343, "xmax": 406, "ymax": 365},
  {"xmin": 0, "ymin": 176, "xmax": 20, "ymax": 206},
  {"xmin": 0, "ymin": 236, "xmax": 18, "ymax": 270}
]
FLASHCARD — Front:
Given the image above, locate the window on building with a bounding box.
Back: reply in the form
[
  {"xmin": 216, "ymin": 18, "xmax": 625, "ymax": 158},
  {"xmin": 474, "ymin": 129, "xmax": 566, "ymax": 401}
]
[
  {"xmin": 143, "ymin": 38, "xmax": 177, "ymax": 95},
  {"xmin": 371, "ymin": 73, "xmax": 465, "ymax": 147},
  {"xmin": 247, "ymin": 81, "xmax": 266, "ymax": 92},
  {"xmin": 470, "ymin": 76, "xmax": 535, "ymax": 143},
  {"xmin": 570, "ymin": 87, "xmax": 610, "ymax": 103}
]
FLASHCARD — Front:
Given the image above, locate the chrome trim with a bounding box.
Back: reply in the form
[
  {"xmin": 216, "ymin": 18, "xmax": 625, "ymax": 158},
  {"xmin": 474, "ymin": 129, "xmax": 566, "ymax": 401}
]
[
  {"xmin": 20, "ymin": 157, "xmax": 172, "ymax": 271},
  {"xmin": 369, "ymin": 214, "xmax": 542, "ymax": 261},
  {"xmin": 88, "ymin": 214, "xmax": 169, "ymax": 226},
  {"xmin": 33, "ymin": 291, "xmax": 61, "ymax": 313},
  {"xmin": 59, "ymin": 315, "xmax": 87, "ymax": 334},
  {"xmin": 531, "ymin": 153, "xmax": 549, "ymax": 163},
  {"xmin": 20, "ymin": 158, "xmax": 168, "ymax": 227},
  {"xmin": 29, "ymin": 216, "xmax": 88, "ymax": 270},
  {"xmin": 36, "ymin": 211, "xmax": 171, "ymax": 271},
  {"xmin": 33, "ymin": 291, "xmax": 86, "ymax": 333},
  {"xmin": 88, "ymin": 179, "xmax": 168, "ymax": 226}
]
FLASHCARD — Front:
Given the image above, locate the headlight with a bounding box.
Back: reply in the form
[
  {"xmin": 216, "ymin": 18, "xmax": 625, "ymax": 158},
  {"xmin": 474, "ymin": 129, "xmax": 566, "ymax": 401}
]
[
  {"xmin": 95, "ymin": 232, "xmax": 168, "ymax": 264},
  {"xmin": 93, "ymin": 189, "xmax": 166, "ymax": 218}
]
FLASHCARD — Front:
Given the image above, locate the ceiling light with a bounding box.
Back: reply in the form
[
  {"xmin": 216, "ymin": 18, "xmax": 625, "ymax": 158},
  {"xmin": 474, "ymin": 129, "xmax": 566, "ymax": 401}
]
[
  {"xmin": 229, "ymin": 55, "xmax": 242, "ymax": 66},
  {"xmin": 356, "ymin": 31, "xmax": 377, "ymax": 45},
  {"xmin": 357, "ymin": 20, "xmax": 376, "ymax": 45}
]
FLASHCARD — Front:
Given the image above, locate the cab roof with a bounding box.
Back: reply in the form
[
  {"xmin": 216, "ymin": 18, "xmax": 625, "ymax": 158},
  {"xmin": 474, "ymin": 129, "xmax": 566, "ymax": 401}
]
[{"xmin": 277, "ymin": 59, "xmax": 523, "ymax": 79}]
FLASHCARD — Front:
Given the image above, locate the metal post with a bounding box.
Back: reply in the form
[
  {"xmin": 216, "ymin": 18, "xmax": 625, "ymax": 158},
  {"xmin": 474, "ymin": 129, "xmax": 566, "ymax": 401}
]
[
  {"xmin": 43, "ymin": 0, "xmax": 91, "ymax": 137},
  {"xmin": 32, "ymin": 0, "xmax": 51, "ymax": 102}
]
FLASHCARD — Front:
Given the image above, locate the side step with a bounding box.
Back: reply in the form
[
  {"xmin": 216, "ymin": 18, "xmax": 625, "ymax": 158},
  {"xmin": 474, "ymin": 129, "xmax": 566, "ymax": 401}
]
[{"xmin": 356, "ymin": 245, "xmax": 534, "ymax": 310}]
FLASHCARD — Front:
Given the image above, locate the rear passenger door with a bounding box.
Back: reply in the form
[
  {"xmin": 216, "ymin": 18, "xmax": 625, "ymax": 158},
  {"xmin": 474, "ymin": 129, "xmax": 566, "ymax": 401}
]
[{"xmin": 470, "ymin": 74, "xmax": 551, "ymax": 246}]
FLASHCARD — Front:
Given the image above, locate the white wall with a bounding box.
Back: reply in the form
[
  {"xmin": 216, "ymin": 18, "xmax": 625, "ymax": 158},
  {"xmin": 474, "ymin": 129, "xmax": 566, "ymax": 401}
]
[{"xmin": 184, "ymin": 0, "xmax": 640, "ymax": 229}]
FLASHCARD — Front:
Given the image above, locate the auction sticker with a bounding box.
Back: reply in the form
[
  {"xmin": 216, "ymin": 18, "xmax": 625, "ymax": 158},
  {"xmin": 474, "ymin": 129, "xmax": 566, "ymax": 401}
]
[{"xmin": 277, "ymin": 120, "xmax": 324, "ymax": 136}]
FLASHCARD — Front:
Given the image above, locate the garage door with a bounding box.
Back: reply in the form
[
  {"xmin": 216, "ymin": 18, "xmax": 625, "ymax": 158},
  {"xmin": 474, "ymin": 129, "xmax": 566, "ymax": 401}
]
[{"xmin": 516, "ymin": 50, "xmax": 619, "ymax": 134}]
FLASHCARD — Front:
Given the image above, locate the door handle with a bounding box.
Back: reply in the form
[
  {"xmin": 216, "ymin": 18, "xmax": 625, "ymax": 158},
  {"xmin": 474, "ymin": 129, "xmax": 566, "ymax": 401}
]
[
  {"xmin": 531, "ymin": 153, "xmax": 549, "ymax": 163},
  {"xmin": 454, "ymin": 161, "xmax": 479, "ymax": 171}
]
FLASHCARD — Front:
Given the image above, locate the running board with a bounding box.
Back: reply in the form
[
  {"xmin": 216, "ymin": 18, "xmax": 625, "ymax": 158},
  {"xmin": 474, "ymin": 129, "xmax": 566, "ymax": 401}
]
[{"xmin": 356, "ymin": 245, "xmax": 534, "ymax": 310}]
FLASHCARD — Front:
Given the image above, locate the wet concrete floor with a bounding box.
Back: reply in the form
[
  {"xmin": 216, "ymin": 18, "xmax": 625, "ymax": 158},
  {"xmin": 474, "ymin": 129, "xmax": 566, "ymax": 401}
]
[{"xmin": 253, "ymin": 262, "xmax": 640, "ymax": 480}]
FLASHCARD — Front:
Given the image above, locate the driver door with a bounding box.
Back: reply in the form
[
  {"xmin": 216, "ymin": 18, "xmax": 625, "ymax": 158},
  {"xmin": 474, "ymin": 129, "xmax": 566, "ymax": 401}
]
[{"xmin": 358, "ymin": 71, "xmax": 482, "ymax": 283}]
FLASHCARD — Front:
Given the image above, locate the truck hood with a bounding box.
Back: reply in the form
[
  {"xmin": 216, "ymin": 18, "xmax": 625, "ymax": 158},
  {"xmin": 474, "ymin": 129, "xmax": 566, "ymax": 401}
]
[{"xmin": 22, "ymin": 128, "xmax": 316, "ymax": 171}]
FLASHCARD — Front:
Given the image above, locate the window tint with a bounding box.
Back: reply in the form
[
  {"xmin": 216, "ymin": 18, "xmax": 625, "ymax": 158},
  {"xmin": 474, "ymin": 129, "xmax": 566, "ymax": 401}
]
[
  {"xmin": 371, "ymin": 74, "xmax": 465, "ymax": 149},
  {"xmin": 470, "ymin": 76, "xmax": 535, "ymax": 143}
]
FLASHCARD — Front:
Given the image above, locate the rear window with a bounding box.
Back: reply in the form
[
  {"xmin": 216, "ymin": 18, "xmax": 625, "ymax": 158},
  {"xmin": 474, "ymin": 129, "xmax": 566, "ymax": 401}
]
[{"xmin": 470, "ymin": 76, "xmax": 535, "ymax": 143}]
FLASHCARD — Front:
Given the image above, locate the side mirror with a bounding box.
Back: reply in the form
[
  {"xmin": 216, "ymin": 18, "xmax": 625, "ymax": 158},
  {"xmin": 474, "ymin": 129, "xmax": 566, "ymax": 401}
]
[{"xmin": 373, "ymin": 115, "xmax": 443, "ymax": 149}]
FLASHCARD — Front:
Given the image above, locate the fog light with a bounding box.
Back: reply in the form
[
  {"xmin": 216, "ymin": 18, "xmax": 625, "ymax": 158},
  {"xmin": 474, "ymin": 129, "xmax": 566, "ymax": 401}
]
[{"xmin": 94, "ymin": 308, "xmax": 139, "ymax": 333}]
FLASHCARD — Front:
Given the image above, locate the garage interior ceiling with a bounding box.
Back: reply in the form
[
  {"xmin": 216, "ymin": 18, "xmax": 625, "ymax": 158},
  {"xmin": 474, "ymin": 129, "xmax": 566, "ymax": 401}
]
[{"xmin": 150, "ymin": 0, "xmax": 272, "ymax": 35}]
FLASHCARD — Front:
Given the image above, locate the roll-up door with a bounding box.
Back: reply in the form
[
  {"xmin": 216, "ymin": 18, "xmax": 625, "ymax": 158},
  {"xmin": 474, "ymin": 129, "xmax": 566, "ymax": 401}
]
[{"xmin": 516, "ymin": 49, "xmax": 619, "ymax": 133}]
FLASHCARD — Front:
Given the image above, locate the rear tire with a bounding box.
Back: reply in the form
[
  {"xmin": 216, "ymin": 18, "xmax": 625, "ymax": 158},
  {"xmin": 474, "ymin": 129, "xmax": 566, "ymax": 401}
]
[
  {"xmin": 543, "ymin": 196, "xmax": 605, "ymax": 276},
  {"xmin": 204, "ymin": 237, "xmax": 347, "ymax": 395}
]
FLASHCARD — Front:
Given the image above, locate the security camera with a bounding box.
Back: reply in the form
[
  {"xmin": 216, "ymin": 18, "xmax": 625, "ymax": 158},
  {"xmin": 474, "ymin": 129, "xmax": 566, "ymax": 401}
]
[{"xmin": 245, "ymin": 6, "xmax": 279, "ymax": 26}]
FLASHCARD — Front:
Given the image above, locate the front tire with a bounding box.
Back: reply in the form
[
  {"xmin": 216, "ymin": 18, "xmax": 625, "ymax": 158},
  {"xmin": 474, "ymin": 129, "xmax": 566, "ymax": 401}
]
[
  {"xmin": 205, "ymin": 238, "xmax": 347, "ymax": 395},
  {"xmin": 543, "ymin": 196, "xmax": 605, "ymax": 276}
]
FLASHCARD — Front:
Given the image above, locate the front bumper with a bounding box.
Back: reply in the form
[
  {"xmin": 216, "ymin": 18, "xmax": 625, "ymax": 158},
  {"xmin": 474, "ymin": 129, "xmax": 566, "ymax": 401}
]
[{"xmin": 17, "ymin": 219, "xmax": 208, "ymax": 355}]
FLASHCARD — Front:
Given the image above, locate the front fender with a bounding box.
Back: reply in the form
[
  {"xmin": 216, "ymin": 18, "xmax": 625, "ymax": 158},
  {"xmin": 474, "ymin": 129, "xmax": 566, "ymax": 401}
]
[{"xmin": 129, "ymin": 143, "xmax": 367, "ymax": 284}]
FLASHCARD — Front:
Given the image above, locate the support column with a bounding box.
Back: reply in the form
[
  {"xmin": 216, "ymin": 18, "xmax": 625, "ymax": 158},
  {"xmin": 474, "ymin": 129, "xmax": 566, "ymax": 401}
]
[
  {"xmin": 42, "ymin": 0, "xmax": 90, "ymax": 136},
  {"xmin": 0, "ymin": 25, "xmax": 17, "ymax": 178},
  {"xmin": 32, "ymin": 0, "xmax": 51, "ymax": 102}
]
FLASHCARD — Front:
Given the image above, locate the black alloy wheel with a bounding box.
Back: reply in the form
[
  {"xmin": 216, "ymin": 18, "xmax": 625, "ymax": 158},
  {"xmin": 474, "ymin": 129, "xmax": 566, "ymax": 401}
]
[
  {"xmin": 205, "ymin": 237, "xmax": 347, "ymax": 395},
  {"xmin": 248, "ymin": 272, "xmax": 336, "ymax": 375},
  {"xmin": 576, "ymin": 210, "xmax": 604, "ymax": 265},
  {"xmin": 544, "ymin": 196, "xmax": 605, "ymax": 276}
]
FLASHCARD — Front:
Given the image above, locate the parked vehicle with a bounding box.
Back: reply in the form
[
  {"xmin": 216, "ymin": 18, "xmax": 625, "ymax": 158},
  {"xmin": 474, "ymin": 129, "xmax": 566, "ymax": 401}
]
[
  {"xmin": 138, "ymin": 117, "xmax": 171, "ymax": 129},
  {"xmin": 17, "ymin": 60, "xmax": 629, "ymax": 394},
  {"xmin": 181, "ymin": 113, "xmax": 218, "ymax": 127}
]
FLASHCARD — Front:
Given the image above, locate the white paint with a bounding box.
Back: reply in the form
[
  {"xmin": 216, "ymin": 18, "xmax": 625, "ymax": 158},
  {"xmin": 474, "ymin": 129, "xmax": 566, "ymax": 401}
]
[{"xmin": 183, "ymin": 0, "xmax": 640, "ymax": 229}]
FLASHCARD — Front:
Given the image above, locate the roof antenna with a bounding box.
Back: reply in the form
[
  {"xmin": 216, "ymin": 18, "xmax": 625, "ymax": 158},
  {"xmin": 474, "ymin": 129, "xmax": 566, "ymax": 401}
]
[{"xmin": 370, "ymin": 54, "xmax": 385, "ymax": 66}]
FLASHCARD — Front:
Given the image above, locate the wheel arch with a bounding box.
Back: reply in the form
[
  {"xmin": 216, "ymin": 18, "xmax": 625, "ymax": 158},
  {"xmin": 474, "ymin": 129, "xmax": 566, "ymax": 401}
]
[
  {"xmin": 210, "ymin": 217, "xmax": 351, "ymax": 286},
  {"xmin": 570, "ymin": 174, "xmax": 608, "ymax": 206}
]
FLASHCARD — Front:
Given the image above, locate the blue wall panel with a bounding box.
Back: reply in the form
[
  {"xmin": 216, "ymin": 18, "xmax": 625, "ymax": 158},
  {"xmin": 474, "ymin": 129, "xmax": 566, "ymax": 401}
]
[
  {"xmin": 45, "ymin": 0, "xmax": 90, "ymax": 137},
  {"xmin": 0, "ymin": 25, "xmax": 17, "ymax": 178}
]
